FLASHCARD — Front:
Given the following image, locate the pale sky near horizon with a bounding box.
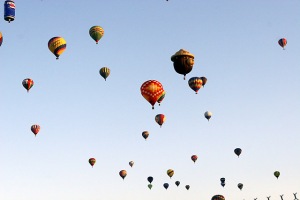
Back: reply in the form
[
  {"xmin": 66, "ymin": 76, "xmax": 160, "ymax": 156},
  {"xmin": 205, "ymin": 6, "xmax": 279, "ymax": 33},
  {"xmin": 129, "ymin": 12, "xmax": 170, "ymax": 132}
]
[{"xmin": 0, "ymin": 1, "xmax": 299, "ymax": 200}]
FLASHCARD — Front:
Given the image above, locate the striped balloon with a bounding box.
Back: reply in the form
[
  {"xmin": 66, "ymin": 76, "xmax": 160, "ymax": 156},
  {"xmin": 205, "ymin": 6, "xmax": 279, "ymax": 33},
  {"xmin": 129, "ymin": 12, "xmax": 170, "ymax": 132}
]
[
  {"xmin": 89, "ymin": 26, "xmax": 104, "ymax": 44},
  {"xmin": 157, "ymin": 91, "xmax": 166, "ymax": 105},
  {"xmin": 99, "ymin": 67, "xmax": 110, "ymax": 81},
  {"xmin": 22, "ymin": 78, "xmax": 34, "ymax": 92},
  {"xmin": 31, "ymin": 124, "xmax": 40, "ymax": 137},
  {"xmin": 48, "ymin": 37, "xmax": 66, "ymax": 59},
  {"xmin": 0, "ymin": 32, "xmax": 3, "ymax": 46},
  {"xmin": 141, "ymin": 80, "xmax": 164, "ymax": 109},
  {"xmin": 155, "ymin": 114, "xmax": 166, "ymax": 127},
  {"xmin": 167, "ymin": 169, "xmax": 174, "ymax": 178},
  {"xmin": 188, "ymin": 77, "xmax": 203, "ymax": 94},
  {"xmin": 278, "ymin": 38, "xmax": 287, "ymax": 50}
]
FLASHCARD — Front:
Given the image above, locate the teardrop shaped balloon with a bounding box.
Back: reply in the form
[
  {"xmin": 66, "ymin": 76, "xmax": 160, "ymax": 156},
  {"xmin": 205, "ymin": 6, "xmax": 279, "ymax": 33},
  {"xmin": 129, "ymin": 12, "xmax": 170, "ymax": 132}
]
[
  {"xmin": 188, "ymin": 77, "xmax": 203, "ymax": 94},
  {"xmin": 200, "ymin": 77, "xmax": 207, "ymax": 87},
  {"xmin": 89, "ymin": 158, "xmax": 96, "ymax": 167},
  {"xmin": 140, "ymin": 80, "xmax": 164, "ymax": 109},
  {"xmin": 204, "ymin": 111, "xmax": 212, "ymax": 121},
  {"xmin": 234, "ymin": 148, "xmax": 242, "ymax": 157},
  {"xmin": 237, "ymin": 183, "xmax": 243, "ymax": 190},
  {"xmin": 119, "ymin": 170, "xmax": 127, "ymax": 180},
  {"xmin": 278, "ymin": 38, "xmax": 287, "ymax": 50},
  {"xmin": 0, "ymin": 32, "xmax": 3, "ymax": 46},
  {"xmin": 148, "ymin": 184, "xmax": 153, "ymax": 190},
  {"xmin": 99, "ymin": 67, "xmax": 110, "ymax": 81},
  {"xmin": 185, "ymin": 185, "xmax": 190, "ymax": 190},
  {"xmin": 129, "ymin": 161, "xmax": 134, "ymax": 167},
  {"xmin": 89, "ymin": 26, "xmax": 104, "ymax": 44},
  {"xmin": 163, "ymin": 183, "xmax": 169, "ymax": 190},
  {"xmin": 171, "ymin": 49, "xmax": 195, "ymax": 80},
  {"xmin": 191, "ymin": 155, "xmax": 198, "ymax": 163},
  {"xmin": 147, "ymin": 176, "xmax": 153, "ymax": 184},
  {"xmin": 175, "ymin": 181, "xmax": 180, "ymax": 187},
  {"xmin": 212, "ymin": 195, "xmax": 225, "ymax": 200},
  {"xmin": 274, "ymin": 171, "xmax": 280, "ymax": 179},
  {"xmin": 142, "ymin": 131, "xmax": 149, "ymax": 140},
  {"xmin": 167, "ymin": 169, "xmax": 174, "ymax": 178},
  {"xmin": 155, "ymin": 114, "xmax": 166, "ymax": 128},
  {"xmin": 48, "ymin": 37, "xmax": 66, "ymax": 59},
  {"xmin": 31, "ymin": 124, "xmax": 40, "ymax": 137},
  {"xmin": 157, "ymin": 91, "xmax": 166, "ymax": 106},
  {"xmin": 22, "ymin": 78, "xmax": 34, "ymax": 92}
]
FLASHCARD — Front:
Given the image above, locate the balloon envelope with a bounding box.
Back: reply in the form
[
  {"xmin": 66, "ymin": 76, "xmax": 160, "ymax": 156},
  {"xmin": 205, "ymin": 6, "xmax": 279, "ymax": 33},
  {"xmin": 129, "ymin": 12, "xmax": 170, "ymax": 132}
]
[
  {"xmin": 89, "ymin": 26, "xmax": 104, "ymax": 44},
  {"xmin": 48, "ymin": 37, "xmax": 66, "ymax": 59},
  {"xmin": 200, "ymin": 76, "xmax": 207, "ymax": 87},
  {"xmin": 155, "ymin": 114, "xmax": 166, "ymax": 127},
  {"xmin": 31, "ymin": 124, "xmax": 40, "ymax": 136},
  {"xmin": 0, "ymin": 32, "xmax": 3, "ymax": 46},
  {"xmin": 238, "ymin": 183, "xmax": 243, "ymax": 190},
  {"xmin": 204, "ymin": 111, "xmax": 212, "ymax": 121},
  {"xmin": 22, "ymin": 78, "xmax": 34, "ymax": 92},
  {"xmin": 278, "ymin": 38, "xmax": 287, "ymax": 49},
  {"xmin": 142, "ymin": 131, "xmax": 149, "ymax": 140},
  {"xmin": 89, "ymin": 158, "xmax": 96, "ymax": 167},
  {"xmin": 185, "ymin": 185, "xmax": 190, "ymax": 190},
  {"xmin": 119, "ymin": 170, "xmax": 127, "ymax": 179},
  {"xmin": 175, "ymin": 181, "xmax": 180, "ymax": 186},
  {"xmin": 163, "ymin": 183, "xmax": 169, "ymax": 190},
  {"xmin": 274, "ymin": 171, "xmax": 280, "ymax": 179},
  {"xmin": 234, "ymin": 148, "xmax": 242, "ymax": 157},
  {"xmin": 157, "ymin": 91, "xmax": 166, "ymax": 105},
  {"xmin": 147, "ymin": 176, "xmax": 153, "ymax": 183},
  {"xmin": 140, "ymin": 80, "xmax": 164, "ymax": 109},
  {"xmin": 191, "ymin": 155, "xmax": 198, "ymax": 163},
  {"xmin": 188, "ymin": 77, "xmax": 203, "ymax": 94},
  {"xmin": 148, "ymin": 184, "xmax": 153, "ymax": 190},
  {"xmin": 212, "ymin": 195, "xmax": 225, "ymax": 200},
  {"xmin": 167, "ymin": 169, "xmax": 174, "ymax": 178},
  {"xmin": 129, "ymin": 161, "xmax": 134, "ymax": 167},
  {"xmin": 99, "ymin": 67, "xmax": 110, "ymax": 81}
]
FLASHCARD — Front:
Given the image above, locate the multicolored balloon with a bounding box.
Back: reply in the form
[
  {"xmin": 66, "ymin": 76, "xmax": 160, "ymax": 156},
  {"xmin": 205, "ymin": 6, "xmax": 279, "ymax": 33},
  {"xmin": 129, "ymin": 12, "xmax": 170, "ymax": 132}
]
[
  {"xmin": 89, "ymin": 158, "xmax": 96, "ymax": 167},
  {"xmin": 31, "ymin": 124, "xmax": 40, "ymax": 137},
  {"xmin": 142, "ymin": 131, "xmax": 149, "ymax": 140},
  {"xmin": 237, "ymin": 183, "xmax": 243, "ymax": 190},
  {"xmin": 157, "ymin": 91, "xmax": 166, "ymax": 106},
  {"xmin": 278, "ymin": 38, "xmax": 287, "ymax": 50},
  {"xmin": 0, "ymin": 32, "xmax": 3, "ymax": 46},
  {"xmin": 274, "ymin": 171, "xmax": 280, "ymax": 179},
  {"xmin": 191, "ymin": 155, "xmax": 198, "ymax": 163},
  {"xmin": 129, "ymin": 161, "xmax": 134, "ymax": 167},
  {"xmin": 211, "ymin": 195, "xmax": 225, "ymax": 200},
  {"xmin": 141, "ymin": 80, "xmax": 164, "ymax": 109},
  {"xmin": 89, "ymin": 26, "xmax": 104, "ymax": 44},
  {"xmin": 204, "ymin": 111, "xmax": 212, "ymax": 121},
  {"xmin": 234, "ymin": 148, "xmax": 242, "ymax": 157},
  {"xmin": 22, "ymin": 78, "xmax": 34, "ymax": 92},
  {"xmin": 48, "ymin": 37, "xmax": 66, "ymax": 59},
  {"xmin": 167, "ymin": 169, "xmax": 174, "ymax": 178},
  {"xmin": 175, "ymin": 181, "xmax": 180, "ymax": 187},
  {"xmin": 188, "ymin": 77, "xmax": 203, "ymax": 94},
  {"xmin": 155, "ymin": 114, "xmax": 166, "ymax": 127},
  {"xmin": 163, "ymin": 183, "xmax": 169, "ymax": 190},
  {"xmin": 119, "ymin": 170, "xmax": 127, "ymax": 180},
  {"xmin": 99, "ymin": 67, "xmax": 110, "ymax": 81},
  {"xmin": 4, "ymin": 0, "xmax": 15, "ymax": 23}
]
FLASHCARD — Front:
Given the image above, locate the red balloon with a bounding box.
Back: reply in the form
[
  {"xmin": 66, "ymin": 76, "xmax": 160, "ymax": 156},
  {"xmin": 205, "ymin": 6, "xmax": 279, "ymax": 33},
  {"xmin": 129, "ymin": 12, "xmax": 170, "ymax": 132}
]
[
  {"xmin": 31, "ymin": 124, "xmax": 40, "ymax": 137},
  {"xmin": 141, "ymin": 80, "xmax": 164, "ymax": 109}
]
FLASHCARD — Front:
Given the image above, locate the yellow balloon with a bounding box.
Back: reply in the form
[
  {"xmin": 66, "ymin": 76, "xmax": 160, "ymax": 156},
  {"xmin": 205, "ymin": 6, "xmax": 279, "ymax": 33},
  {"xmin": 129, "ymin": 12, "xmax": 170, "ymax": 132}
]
[{"xmin": 48, "ymin": 37, "xmax": 67, "ymax": 59}]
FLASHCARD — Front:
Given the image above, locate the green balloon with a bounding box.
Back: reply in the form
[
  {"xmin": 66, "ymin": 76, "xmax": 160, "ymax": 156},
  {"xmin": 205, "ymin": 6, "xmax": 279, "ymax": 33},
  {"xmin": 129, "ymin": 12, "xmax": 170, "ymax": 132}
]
[
  {"xmin": 148, "ymin": 184, "xmax": 153, "ymax": 190},
  {"xmin": 274, "ymin": 171, "xmax": 280, "ymax": 179}
]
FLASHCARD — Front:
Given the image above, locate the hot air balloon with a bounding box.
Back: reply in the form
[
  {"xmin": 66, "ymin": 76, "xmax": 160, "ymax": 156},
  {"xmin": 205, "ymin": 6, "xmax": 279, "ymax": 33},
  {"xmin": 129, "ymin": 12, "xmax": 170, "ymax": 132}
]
[
  {"xmin": 167, "ymin": 169, "xmax": 174, "ymax": 178},
  {"xmin": 48, "ymin": 37, "xmax": 67, "ymax": 59},
  {"xmin": 163, "ymin": 183, "xmax": 169, "ymax": 190},
  {"xmin": 274, "ymin": 171, "xmax": 280, "ymax": 179},
  {"xmin": 22, "ymin": 78, "xmax": 34, "ymax": 92},
  {"xmin": 234, "ymin": 148, "xmax": 242, "ymax": 157},
  {"xmin": 220, "ymin": 177, "xmax": 225, "ymax": 187},
  {"xmin": 142, "ymin": 131, "xmax": 149, "ymax": 140},
  {"xmin": 204, "ymin": 111, "xmax": 212, "ymax": 121},
  {"xmin": 188, "ymin": 77, "xmax": 203, "ymax": 94},
  {"xmin": 175, "ymin": 181, "xmax": 180, "ymax": 186},
  {"xmin": 140, "ymin": 80, "xmax": 164, "ymax": 109},
  {"xmin": 191, "ymin": 155, "xmax": 198, "ymax": 163},
  {"xmin": 155, "ymin": 114, "xmax": 166, "ymax": 127},
  {"xmin": 0, "ymin": 32, "xmax": 3, "ymax": 46},
  {"xmin": 89, "ymin": 26, "xmax": 104, "ymax": 44},
  {"xmin": 212, "ymin": 195, "xmax": 225, "ymax": 200},
  {"xmin": 157, "ymin": 91, "xmax": 166, "ymax": 106},
  {"xmin": 31, "ymin": 124, "xmax": 40, "ymax": 137},
  {"xmin": 129, "ymin": 161, "xmax": 134, "ymax": 167},
  {"xmin": 171, "ymin": 49, "xmax": 194, "ymax": 80},
  {"xmin": 278, "ymin": 38, "xmax": 287, "ymax": 50},
  {"xmin": 99, "ymin": 67, "xmax": 110, "ymax": 81},
  {"xmin": 89, "ymin": 158, "xmax": 96, "ymax": 167},
  {"xmin": 119, "ymin": 170, "xmax": 127, "ymax": 180},
  {"xmin": 148, "ymin": 184, "xmax": 153, "ymax": 190},
  {"xmin": 238, "ymin": 183, "xmax": 243, "ymax": 190},
  {"xmin": 4, "ymin": 0, "xmax": 15, "ymax": 23},
  {"xmin": 147, "ymin": 176, "xmax": 153, "ymax": 184},
  {"xmin": 185, "ymin": 185, "xmax": 190, "ymax": 190},
  {"xmin": 200, "ymin": 77, "xmax": 207, "ymax": 87}
]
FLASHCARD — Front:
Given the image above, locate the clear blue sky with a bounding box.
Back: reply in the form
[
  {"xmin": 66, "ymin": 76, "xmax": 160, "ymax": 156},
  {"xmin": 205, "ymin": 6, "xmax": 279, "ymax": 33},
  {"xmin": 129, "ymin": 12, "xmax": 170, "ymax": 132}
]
[{"xmin": 0, "ymin": 0, "xmax": 299, "ymax": 200}]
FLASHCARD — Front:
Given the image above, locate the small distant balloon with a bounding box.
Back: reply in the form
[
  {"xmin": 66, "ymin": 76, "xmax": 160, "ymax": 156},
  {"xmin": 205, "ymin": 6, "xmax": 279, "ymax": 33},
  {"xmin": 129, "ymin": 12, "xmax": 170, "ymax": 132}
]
[
  {"xmin": 188, "ymin": 77, "xmax": 203, "ymax": 94},
  {"xmin": 155, "ymin": 114, "xmax": 166, "ymax": 127},
  {"xmin": 89, "ymin": 26, "xmax": 104, "ymax": 44},
  {"xmin": 167, "ymin": 169, "xmax": 174, "ymax": 178},
  {"xmin": 48, "ymin": 37, "xmax": 66, "ymax": 59},
  {"xmin": 129, "ymin": 161, "xmax": 134, "ymax": 167},
  {"xmin": 119, "ymin": 170, "xmax": 127, "ymax": 180},
  {"xmin": 163, "ymin": 183, "xmax": 169, "ymax": 190},
  {"xmin": 99, "ymin": 67, "xmax": 110, "ymax": 81},
  {"xmin": 234, "ymin": 148, "xmax": 242, "ymax": 157},
  {"xmin": 274, "ymin": 171, "xmax": 280, "ymax": 179},
  {"xmin": 185, "ymin": 185, "xmax": 190, "ymax": 190},
  {"xmin": 191, "ymin": 155, "xmax": 198, "ymax": 163},
  {"xmin": 204, "ymin": 111, "xmax": 212, "ymax": 121},
  {"xmin": 237, "ymin": 183, "xmax": 243, "ymax": 190},
  {"xmin": 31, "ymin": 124, "xmax": 40, "ymax": 137},
  {"xmin": 200, "ymin": 77, "xmax": 207, "ymax": 87},
  {"xmin": 220, "ymin": 177, "xmax": 225, "ymax": 187},
  {"xmin": 4, "ymin": 0, "xmax": 15, "ymax": 23},
  {"xmin": 157, "ymin": 91, "xmax": 166, "ymax": 106},
  {"xmin": 89, "ymin": 158, "xmax": 96, "ymax": 167},
  {"xmin": 22, "ymin": 78, "xmax": 34, "ymax": 92},
  {"xmin": 175, "ymin": 181, "xmax": 180, "ymax": 187},
  {"xmin": 142, "ymin": 131, "xmax": 149, "ymax": 140},
  {"xmin": 148, "ymin": 184, "xmax": 153, "ymax": 190},
  {"xmin": 278, "ymin": 38, "xmax": 287, "ymax": 50},
  {"xmin": 147, "ymin": 176, "xmax": 153, "ymax": 184}
]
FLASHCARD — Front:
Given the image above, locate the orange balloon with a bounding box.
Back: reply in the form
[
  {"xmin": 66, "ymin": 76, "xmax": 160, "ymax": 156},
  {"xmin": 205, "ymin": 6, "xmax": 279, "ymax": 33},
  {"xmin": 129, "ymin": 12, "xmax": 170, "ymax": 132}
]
[{"xmin": 140, "ymin": 80, "xmax": 164, "ymax": 109}]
